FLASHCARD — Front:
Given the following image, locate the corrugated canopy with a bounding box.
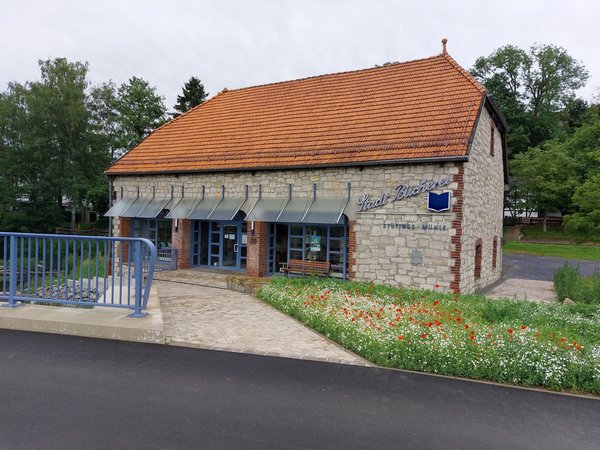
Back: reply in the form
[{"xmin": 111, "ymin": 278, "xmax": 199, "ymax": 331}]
[
  {"xmin": 276, "ymin": 198, "xmax": 310, "ymax": 223},
  {"xmin": 246, "ymin": 198, "xmax": 287, "ymax": 222},
  {"xmin": 104, "ymin": 197, "xmax": 136, "ymax": 217},
  {"xmin": 121, "ymin": 197, "xmax": 152, "ymax": 218},
  {"xmin": 136, "ymin": 197, "xmax": 173, "ymax": 219},
  {"xmin": 187, "ymin": 198, "xmax": 218, "ymax": 220},
  {"xmin": 165, "ymin": 198, "xmax": 202, "ymax": 219},
  {"xmin": 302, "ymin": 198, "xmax": 349, "ymax": 224},
  {"xmin": 207, "ymin": 198, "xmax": 248, "ymax": 221}
]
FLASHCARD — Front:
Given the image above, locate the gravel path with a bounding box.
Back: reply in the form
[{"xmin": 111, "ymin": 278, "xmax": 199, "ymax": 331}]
[{"xmin": 503, "ymin": 254, "xmax": 600, "ymax": 281}]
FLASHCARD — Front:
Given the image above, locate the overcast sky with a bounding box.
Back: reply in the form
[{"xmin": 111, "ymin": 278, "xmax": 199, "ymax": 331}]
[{"xmin": 2, "ymin": 0, "xmax": 599, "ymax": 111}]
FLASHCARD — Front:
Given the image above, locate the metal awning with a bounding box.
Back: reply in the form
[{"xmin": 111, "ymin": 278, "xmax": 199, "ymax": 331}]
[
  {"xmin": 208, "ymin": 198, "xmax": 248, "ymax": 221},
  {"xmin": 302, "ymin": 198, "xmax": 349, "ymax": 224},
  {"xmin": 165, "ymin": 198, "xmax": 202, "ymax": 219},
  {"xmin": 187, "ymin": 198, "xmax": 218, "ymax": 220},
  {"xmin": 121, "ymin": 197, "xmax": 153, "ymax": 218},
  {"xmin": 136, "ymin": 197, "xmax": 173, "ymax": 219},
  {"xmin": 246, "ymin": 198, "xmax": 287, "ymax": 222},
  {"xmin": 276, "ymin": 198, "xmax": 310, "ymax": 223},
  {"xmin": 104, "ymin": 197, "xmax": 136, "ymax": 217}
]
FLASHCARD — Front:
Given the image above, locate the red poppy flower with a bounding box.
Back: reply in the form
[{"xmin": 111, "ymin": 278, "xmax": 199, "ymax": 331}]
[
  {"xmin": 521, "ymin": 325, "xmax": 527, "ymax": 331},
  {"xmin": 421, "ymin": 333, "xmax": 427, "ymax": 339},
  {"xmin": 561, "ymin": 337, "xmax": 566, "ymax": 342},
  {"xmin": 465, "ymin": 324, "xmax": 469, "ymax": 329},
  {"xmin": 469, "ymin": 335, "xmax": 475, "ymax": 340},
  {"xmin": 507, "ymin": 329, "xmax": 513, "ymax": 334},
  {"xmin": 398, "ymin": 335, "xmax": 405, "ymax": 341},
  {"xmin": 435, "ymin": 283, "xmax": 440, "ymax": 289},
  {"xmin": 433, "ymin": 300, "xmax": 440, "ymax": 306}
]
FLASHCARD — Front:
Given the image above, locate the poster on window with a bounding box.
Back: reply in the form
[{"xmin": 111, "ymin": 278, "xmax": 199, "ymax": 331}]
[{"xmin": 310, "ymin": 234, "xmax": 321, "ymax": 252}]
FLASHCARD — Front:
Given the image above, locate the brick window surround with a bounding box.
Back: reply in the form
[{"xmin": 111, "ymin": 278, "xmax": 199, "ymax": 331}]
[{"xmin": 474, "ymin": 238, "xmax": 483, "ymax": 279}]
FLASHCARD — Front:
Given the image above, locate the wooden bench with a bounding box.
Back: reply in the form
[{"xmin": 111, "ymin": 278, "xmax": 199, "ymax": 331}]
[{"xmin": 280, "ymin": 259, "xmax": 331, "ymax": 277}]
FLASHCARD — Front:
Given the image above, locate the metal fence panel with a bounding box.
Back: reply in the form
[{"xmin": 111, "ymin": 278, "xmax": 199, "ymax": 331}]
[{"xmin": 0, "ymin": 232, "xmax": 157, "ymax": 317}]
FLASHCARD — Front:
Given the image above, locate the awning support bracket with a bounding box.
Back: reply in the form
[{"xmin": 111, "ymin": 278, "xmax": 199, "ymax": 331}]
[
  {"xmin": 300, "ymin": 183, "xmax": 317, "ymax": 222},
  {"xmin": 275, "ymin": 184, "xmax": 293, "ymax": 222}
]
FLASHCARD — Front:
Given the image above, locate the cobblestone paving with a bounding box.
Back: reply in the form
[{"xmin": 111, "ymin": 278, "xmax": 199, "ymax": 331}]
[{"xmin": 155, "ymin": 270, "xmax": 370, "ymax": 366}]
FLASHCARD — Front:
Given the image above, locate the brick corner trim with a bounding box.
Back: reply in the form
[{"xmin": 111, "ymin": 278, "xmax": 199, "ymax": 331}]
[{"xmin": 450, "ymin": 163, "xmax": 465, "ymax": 293}]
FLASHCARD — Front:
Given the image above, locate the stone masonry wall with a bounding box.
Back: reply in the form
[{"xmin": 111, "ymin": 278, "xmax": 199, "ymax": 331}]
[
  {"xmin": 459, "ymin": 107, "xmax": 505, "ymax": 293},
  {"xmin": 111, "ymin": 163, "xmax": 463, "ymax": 291}
]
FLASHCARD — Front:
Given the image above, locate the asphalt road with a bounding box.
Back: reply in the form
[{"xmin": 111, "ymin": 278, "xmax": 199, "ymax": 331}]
[
  {"xmin": 0, "ymin": 330, "xmax": 598, "ymax": 450},
  {"xmin": 503, "ymin": 254, "xmax": 600, "ymax": 281}
]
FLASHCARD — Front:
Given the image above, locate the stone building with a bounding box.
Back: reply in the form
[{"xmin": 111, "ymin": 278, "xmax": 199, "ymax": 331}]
[{"xmin": 105, "ymin": 41, "xmax": 508, "ymax": 293}]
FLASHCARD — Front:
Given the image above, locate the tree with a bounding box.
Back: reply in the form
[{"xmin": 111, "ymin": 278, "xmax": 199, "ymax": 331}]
[
  {"xmin": 173, "ymin": 76, "xmax": 208, "ymax": 117},
  {"xmin": 509, "ymin": 146, "xmax": 579, "ymax": 231},
  {"xmin": 113, "ymin": 76, "xmax": 167, "ymax": 157},
  {"xmin": 0, "ymin": 58, "xmax": 112, "ymax": 232},
  {"xmin": 564, "ymin": 172, "xmax": 600, "ymax": 235},
  {"xmin": 472, "ymin": 44, "xmax": 589, "ymax": 156},
  {"xmin": 509, "ymin": 112, "xmax": 600, "ymax": 232}
]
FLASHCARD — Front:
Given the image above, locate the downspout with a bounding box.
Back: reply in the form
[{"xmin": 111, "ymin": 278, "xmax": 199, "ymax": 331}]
[{"xmin": 107, "ymin": 175, "xmax": 114, "ymax": 238}]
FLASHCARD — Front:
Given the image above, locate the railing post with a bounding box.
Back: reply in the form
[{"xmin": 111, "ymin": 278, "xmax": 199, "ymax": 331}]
[
  {"xmin": 128, "ymin": 240, "xmax": 146, "ymax": 318},
  {"xmin": 5, "ymin": 236, "xmax": 19, "ymax": 307}
]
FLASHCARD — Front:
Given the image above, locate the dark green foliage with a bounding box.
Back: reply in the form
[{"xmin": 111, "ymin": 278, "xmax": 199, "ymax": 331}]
[
  {"xmin": 472, "ymin": 43, "xmax": 589, "ymax": 156},
  {"xmin": 0, "ymin": 59, "xmax": 111, "ymax": 232},
  {"xmin": 172, "ymin": 76, "xmax": 208, "ymax": 117},
  {"xmin": 114, "ymin": 77, "xmax": 168, "ymax": 156},
  {"xmin": 0, "ymin": 59, "xmax": 168, "ymax": 232}
]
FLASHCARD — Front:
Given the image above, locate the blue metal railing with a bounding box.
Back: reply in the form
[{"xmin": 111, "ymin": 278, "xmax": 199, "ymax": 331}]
[
  {"xmin": 0, "ymin": 232, "xmax": 157, "ymax": 317},
  {"xmin": 155, "ymin": 247, "xmax": 178, "ymax": 272}
]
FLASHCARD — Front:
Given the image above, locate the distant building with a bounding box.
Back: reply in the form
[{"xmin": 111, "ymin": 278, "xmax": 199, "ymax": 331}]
[{"xmin": 105, "ymin": 41, "xmax": 508, "ymax": 293}]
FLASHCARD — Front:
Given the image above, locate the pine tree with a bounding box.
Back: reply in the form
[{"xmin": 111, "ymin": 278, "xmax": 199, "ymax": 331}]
[{"xmin": 173, "ymin": 77, "xmax": 208, "ymax": 117}]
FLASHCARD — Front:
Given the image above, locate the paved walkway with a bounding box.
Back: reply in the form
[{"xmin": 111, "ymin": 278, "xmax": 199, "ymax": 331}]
[
  {"xmin": 483, "ymin": 278, "xmax": 556, "ymax": 303},
  {"xmin": 154, "ymin": 270, "xmax": 369, "ymax": 365}
]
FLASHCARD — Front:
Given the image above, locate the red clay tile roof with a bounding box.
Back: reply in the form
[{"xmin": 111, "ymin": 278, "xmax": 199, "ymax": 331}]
[{"xmin": 106, "ymin": 53, "xmax": 486, "ymax": 175}]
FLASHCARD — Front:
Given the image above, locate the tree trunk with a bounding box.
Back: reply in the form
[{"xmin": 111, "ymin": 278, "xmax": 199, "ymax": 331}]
[{"xmin": 543, "ymin": 216, "xmax": 547, "ymax": 233}]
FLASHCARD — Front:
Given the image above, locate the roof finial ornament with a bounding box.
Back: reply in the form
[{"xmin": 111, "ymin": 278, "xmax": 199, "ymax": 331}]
[{"xmin": 442, "ymin": 38, "xmax": 448, "ymax": 55}]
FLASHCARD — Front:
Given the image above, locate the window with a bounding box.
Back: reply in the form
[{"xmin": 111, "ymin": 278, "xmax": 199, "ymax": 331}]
[
  {"xmin": 492, "ymin": 236, "xmax": 498, "ymax": 269},
  {"xmin": 474, "ymin": 239, "xmax": 482, "ymax": 279},
  {"xmin": 132, "ymin": 219, "xmax": 172, "ymax": 249},
  {"xmin": 490, "ymin": 123, "xmax": 495, "ymax": 156},
  {"xmin": 268, "ymin": 223, "xmax": 349, "ymax": 279}
]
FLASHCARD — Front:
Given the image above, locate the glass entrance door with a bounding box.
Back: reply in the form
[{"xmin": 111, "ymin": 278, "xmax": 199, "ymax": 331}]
[
  {"xmin": 222, "ymin": 224, "xmax": 238, "ymax": 267},
  {"xmin": 192, "ymin": 220, "xmax": 247, "ymax": 270}
]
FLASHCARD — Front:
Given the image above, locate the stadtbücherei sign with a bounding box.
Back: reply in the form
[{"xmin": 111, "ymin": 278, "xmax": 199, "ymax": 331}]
[{"xmin": 356, "ymin": 176, "xmax": 452, "ymax": 213}]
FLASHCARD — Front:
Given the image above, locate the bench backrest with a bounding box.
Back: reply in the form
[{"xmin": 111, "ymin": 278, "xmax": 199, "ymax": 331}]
[{"xmin": 287, "ymin": 259, "xmax": 331, "ymax": 271}]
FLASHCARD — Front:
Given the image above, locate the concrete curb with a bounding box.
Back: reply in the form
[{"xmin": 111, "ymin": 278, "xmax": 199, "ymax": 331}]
[{"xmin": 0, "ymin": 286, "xmax": 165, "ymax": 344}]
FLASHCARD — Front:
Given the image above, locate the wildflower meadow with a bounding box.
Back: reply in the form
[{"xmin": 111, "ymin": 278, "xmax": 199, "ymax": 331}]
[{"xmin": 258, "ymin": 277, "xmax": 600, "ymax": 394}]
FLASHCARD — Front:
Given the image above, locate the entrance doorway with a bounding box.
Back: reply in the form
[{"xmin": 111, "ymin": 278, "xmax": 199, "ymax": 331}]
[{"xmin": 191, "ymin": 220, "xmax": 247, "ymax": 270}]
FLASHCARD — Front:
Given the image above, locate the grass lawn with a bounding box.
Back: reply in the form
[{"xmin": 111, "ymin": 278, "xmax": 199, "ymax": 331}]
[
  {"xmin": 258, "ymin": 278, "xmax": 600, "ymax": 394},
  {"xmin": 503, "ymin": 241, "xmax": 600, "ymax": 261},
  {"xmin": 515, "ymin": 225, "xmax": 599, "ymax": 243}
]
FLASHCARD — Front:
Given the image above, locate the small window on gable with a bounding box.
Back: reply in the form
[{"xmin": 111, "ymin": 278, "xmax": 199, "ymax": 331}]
[
  {"xmin": 492, "ymin": 236, "xmax": 498, "ymax": 269},
  {"xmin": 490, "ymin": 123, "xmax": 495, "ymax": 156}
]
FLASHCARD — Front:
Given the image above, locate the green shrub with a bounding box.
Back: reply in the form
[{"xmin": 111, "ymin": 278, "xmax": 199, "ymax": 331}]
[
  {"xmin": 554, "ymin": 263, "xmax": 600, "ymax": 305},
  {"xmin": 554, "ymin": 263, "xmax": 582, "ymax": 301}
]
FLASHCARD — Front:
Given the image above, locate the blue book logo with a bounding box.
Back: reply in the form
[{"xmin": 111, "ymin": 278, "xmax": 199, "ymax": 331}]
[{"xmin": 428, "ymin": 192, "xmax": 451, "ymax": 212}]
